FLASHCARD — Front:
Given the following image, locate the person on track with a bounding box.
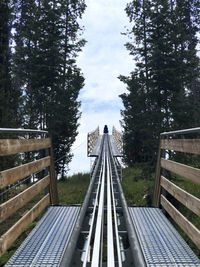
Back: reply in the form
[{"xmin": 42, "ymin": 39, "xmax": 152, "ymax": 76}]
[{"xmin": 103, "ymin": 125, "xmax": 108, "ymax": 133}]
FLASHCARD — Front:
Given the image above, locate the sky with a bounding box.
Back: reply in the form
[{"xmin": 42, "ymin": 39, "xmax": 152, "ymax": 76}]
[{"xmin": 68, "ymin": 0, "xmax": 134, "ymax": 175}]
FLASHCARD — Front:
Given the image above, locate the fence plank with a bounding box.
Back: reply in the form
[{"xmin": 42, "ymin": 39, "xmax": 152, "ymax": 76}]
[
  {"xmin": 161, "ymin": 195, "xmax": 200, "ymax": 249},
  {"xmin": 153, "ymin": 142, "xmax": 162, "ymax": 207},
  {"xmin": 49, "ymin": 146, "xmax": 58, "ymax": 205},
  {"xmin": 160, "ymin": 139, "xmax": 200, "ymax": 154},
  {"xmin": 0, "ymin": 176, "xmax": 50, "ymax": 223},
  {"xmin": 0, "ymin": 194, "xmax": 49, "ymax": 256},
  {"xmin": 0, "ymin": 156, "xmax": 50, "ymax": 189},
  {"xmin": 0, "ymin": 138, "xmax": 51, "ymax": 156},
  {"xmin": 161, "ymin": 176, "xmax": 200, "ymax": 216},
  {"xmin": 161, "ymin": 158, "xmax": 200, "ymax": 185}
]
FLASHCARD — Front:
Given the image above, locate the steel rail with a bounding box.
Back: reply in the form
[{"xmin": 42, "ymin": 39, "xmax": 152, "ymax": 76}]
[
  {"xmin": 82, "ymin": 157, "xmax": 104, "ymax": 267},
  {"xmin": 109, "ymin": 156, "xmax": 123, "ymax": 267},
  {"xmin": 60, "ymin": 136, "xmax": 105, "ymax": 267},
  {"xmin": 0, "ymin": 128, "xmax": 48, "ymax": 134},
  {"xmin": 107, "ymin": 138, "xmax": 123, "ymax": 266},
  {"xmin": 106, "ymin": 154, "xmax": 115, "ymax": 267},
  {"xmin": 108, "ymin": 137, "xmax": 146, "ymax": 267},
  {"xmin": 91, "ymin": 150, "xmax": 106, "ymax": 267},
  {"xmin": 160, "ymin": 127, "xmax": 200, "ymax": 136}
]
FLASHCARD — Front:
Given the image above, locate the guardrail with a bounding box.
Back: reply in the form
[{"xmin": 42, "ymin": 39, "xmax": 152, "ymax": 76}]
[
  {"xmin": 153, "ymin": 127, "xmax": 200, "ymax": 250},
  {"xmin": 0, "ymin": 128, "xmax": 58, "ymax": 256},
  {"xmin": 87, "ymin": 126, "xmax": 99, "ymax": 156},
  {"xmin": 112, "ymin": 126, "xmax": 123, "ymax": 154}
]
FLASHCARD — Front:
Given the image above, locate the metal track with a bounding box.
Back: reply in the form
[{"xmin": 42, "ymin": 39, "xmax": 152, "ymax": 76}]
[
  {"xmin": 70, "ymin": 134, "xmax": 200, "ymax": 266},
  {"xmin": 70, "ymin": 134, "xmax": 134, "ymax": 266}
]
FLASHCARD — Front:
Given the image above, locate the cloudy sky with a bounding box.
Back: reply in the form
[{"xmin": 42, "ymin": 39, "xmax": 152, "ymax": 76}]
[{"xmin": 68, "ymin": 0, "xmax": 134, "ymax": 175}]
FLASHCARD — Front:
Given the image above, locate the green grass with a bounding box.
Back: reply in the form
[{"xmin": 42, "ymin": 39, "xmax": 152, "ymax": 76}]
[
  {"xmin": 58, "ymin": 173, "xmax": 90, "ymax": 205},
  {"xmin": 122, "ymin": 166, "xmax": 154, "ymax": 206}
]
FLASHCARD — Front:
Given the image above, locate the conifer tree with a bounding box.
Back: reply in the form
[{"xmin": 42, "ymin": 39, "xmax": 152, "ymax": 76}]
[
  {"xmin": 120, "ymin": 0, "xmax": 200, "ymax": 166},
  {"xmin": 0, "ymin": 0, "xmax": 22, "ymax": 173},
  {"xmin": 0, "ymin": 0, "xmax": 21, "ymax": 128},
  {"xmin": 13, "ymin": 0, "xmax": 86, "ymax": 176}
]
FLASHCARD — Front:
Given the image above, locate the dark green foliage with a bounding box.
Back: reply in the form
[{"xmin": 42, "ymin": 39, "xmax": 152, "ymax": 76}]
[
  {"xmin": 0, "ymin": 0, "xmax": 13, "ymax": 128},
  {"xmin": 0, "ymin": 0, "xmax": 22, "ymax": 172},
  {"xmin": 0, "ymin": 0, "xmax": 22, "ymax": 128},
  {"xmin": 13, "ymin": 0, "xmax": 86, "ymax": 176},
  {"xmin": 120, "ymin": 0, "xmax": 200, "ymax": 166}
]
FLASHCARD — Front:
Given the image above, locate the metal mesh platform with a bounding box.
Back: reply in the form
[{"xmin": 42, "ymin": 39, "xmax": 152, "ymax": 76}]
[
  {"xmin": 89, "ymin": 135, "xmax": 102, "ymax": 156},
  {"xmin": 109, "ymin": 135, "xmax": 122, "ymax": 157},
  {"xmin": 6, "ymin": 206, "xmax": 81, "ymax": 267},
  {"xmin": 129, "ymin": 207, "xmax": 200, "ymax": 267}
]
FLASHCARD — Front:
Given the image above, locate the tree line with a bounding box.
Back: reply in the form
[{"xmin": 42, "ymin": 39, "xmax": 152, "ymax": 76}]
[
  {"xmin": 120, "ymin": 0, "xmax": 200, "ymax": 167},
  {"xmin": 0, "ymin": 0, "xmax": 86, "ymax": 177}
]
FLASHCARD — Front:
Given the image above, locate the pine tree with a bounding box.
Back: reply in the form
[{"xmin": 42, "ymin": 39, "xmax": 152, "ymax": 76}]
[
  {"xmin": 0, "ymin": 0, "xmax": 22, "ymax": 174},
  {"xmin": 120, "ymin": 72, "xmax": 153, "ymax": 165},
  {"xmin": 120, "ymin": 0, "xmax": 200, "ymax": 166},
  {"xmin": 0, "ymin": 0, "xmax": 21, "ymax": 128},
  {"xmin": 13, "ymin": 0, "xmax": 86, "ymax": 176},
  {"xmin": 120, "ymin": 0, "xmax": 158, "ymax": 165},
  {"xmin": 169, "ymin": 0, "xmax": 200, "ymax": 129}
]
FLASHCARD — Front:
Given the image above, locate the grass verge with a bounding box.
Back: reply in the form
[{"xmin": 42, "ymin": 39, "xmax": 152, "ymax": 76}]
[
  {"xmin": 122, "ymin": 166, "xmax": 154, "ymax": 206},
  {"xmin": 58, "ymin": 173, "xmax": 90, "ymax": 205}
]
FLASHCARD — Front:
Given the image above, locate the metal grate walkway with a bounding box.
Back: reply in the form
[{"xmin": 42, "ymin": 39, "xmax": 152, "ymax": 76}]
[
  {"xmin": 5, "ymin": 206, "xmax": 81, "ymax": 267},
  {"xmin": 109, "ymin": 135, "xmax": 122, "ymax": 157},
  {"xmin": 89, "ymin": 136, "xmax": 102, "ymax": 156},
  {"xmin": 129, "ymin": 207, "xmax": 200, "ymax": 267}
]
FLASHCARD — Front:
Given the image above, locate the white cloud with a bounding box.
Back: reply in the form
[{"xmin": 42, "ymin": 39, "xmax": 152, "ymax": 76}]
[{"xmin": 68, "ymin": 0, "xmax": 134, "ymax": 175}]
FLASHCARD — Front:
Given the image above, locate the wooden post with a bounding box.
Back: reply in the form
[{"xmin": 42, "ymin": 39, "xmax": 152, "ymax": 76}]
[
  {"xmin": 44, "ymin": 148, "xmax": 49, "ymax": 197},
  {"xmin": 49, "ymin": 140, "xmax": 59, "ymax": 205},
  {"xmin": 87, "ymin": 133, "xmax": 90, "ymax": 156},
  {"xmin": 153, "ymin": 142, "xmax": 162, "ymax": 207}
]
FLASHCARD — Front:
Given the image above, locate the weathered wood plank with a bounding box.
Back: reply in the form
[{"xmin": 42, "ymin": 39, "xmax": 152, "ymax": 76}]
[
  {"xmin": 49, "ymin": 146, "xmax": 58, "ymax": 205},
  {"xmin": 153, "ymin": 142, "xmax": 162, "ymax": 207},
  {"xmin": 160, "ymin": 139, "xmax": 200, "ymax": 154},
  {"xmin": 0, "ymin": 176, "xmax": 50, "ymax": 223},
  {"xmin": 161, "ymin": 195, "xmax": 200, "ymax": 249},
  {"xmin": 0, "ymin": 138, "xmax": 51, "ymax": 156},
  {"xmin": 161, "ymin": 158, "xmax": 200, "ymax": 185},
  {"xmin": 0, "ymin": 156, "xmax": 50, "ymax": 189},
  {"xmin": 161, "ymin": 176, "xmax": 200, "ymax": 216},
  {"xmin": 0, "ymin": 194, "xmax": 49, "ymax": 256}
]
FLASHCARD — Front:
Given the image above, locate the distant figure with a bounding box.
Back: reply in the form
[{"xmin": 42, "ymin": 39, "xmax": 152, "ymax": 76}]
[{"xmin": 104, "ymin": 125, "xmax": 108, "ymax": 133}]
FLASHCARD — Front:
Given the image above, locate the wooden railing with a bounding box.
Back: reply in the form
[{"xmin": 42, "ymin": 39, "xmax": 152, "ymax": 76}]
[
  {"xmin": 153, "ymin": 127, "xmax": 200, "ymax": 250},
  {"xmin": 112, "ymin": 126, "xmax": 123, "ymax": 154},
  {"xmin": 0, "ymin": 128, "xmax": 58, "ymax": 256},
  {"xmin": 87, "ymin": 126, "xmax": 99, "ymax": 156}
]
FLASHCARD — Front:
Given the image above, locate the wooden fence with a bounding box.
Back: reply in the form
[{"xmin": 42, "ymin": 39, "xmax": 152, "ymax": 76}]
[
  {"xmin": 0, "ymin": 129, "xmax": 58, "ymax": 256},
  {"xmin": 112, "ymin": 126, "xmax": 123, "ymax": 154},
  {"xmin": 153, "ymin": 129, "xmax": 200, "ymax": 250},
  {"xmin": 87, "ymin": 126, "xmax": 99, "ymax": 156}
]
